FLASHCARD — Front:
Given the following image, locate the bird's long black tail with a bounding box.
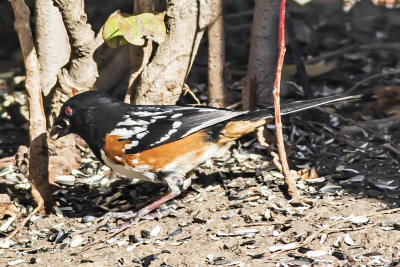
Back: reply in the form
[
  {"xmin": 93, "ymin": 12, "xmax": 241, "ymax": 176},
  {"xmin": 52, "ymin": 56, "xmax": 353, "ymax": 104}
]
[{"xmin": 235, "ymin": 94, "xmax": 362, "ymax": 121}]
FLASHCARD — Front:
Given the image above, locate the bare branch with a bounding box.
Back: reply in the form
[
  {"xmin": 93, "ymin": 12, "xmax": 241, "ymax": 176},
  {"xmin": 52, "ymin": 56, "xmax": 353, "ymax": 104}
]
[
  {"xmin": 273, "ymin": 0, "xmax": 299, "ymax": 203},
  {"xmin": 207, "ymin": 0, "xmax": 225, "ymax": 107}
]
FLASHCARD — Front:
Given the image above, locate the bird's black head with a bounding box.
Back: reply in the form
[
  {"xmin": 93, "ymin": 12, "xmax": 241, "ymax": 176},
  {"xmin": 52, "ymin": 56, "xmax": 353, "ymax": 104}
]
[{"xmin": 50, "ymin": 91, "xmax": 125, "ymax": 145}]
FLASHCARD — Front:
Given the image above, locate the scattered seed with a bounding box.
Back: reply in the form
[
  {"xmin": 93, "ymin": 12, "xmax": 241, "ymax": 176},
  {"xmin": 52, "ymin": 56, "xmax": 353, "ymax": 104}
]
[
  {"xmin": 193, "ymin": 217, "xmax": 208, "ymax": 224},
  {"xmin": 70, "ymin": 235, "xmax": 84, "ymax": 248},
  {"xmin": 150, "ymin": 225, "xmax": 161, "ymax": 237},
  {"xmin": 140, "ymin": 230, "xmax": 151, "ymax": 239},
  {"xmin": 165, "ymin": 227, "xmax": 182, "ymax": 239},
  {"xmin": 350, "ymin": 216, "xmax": 369, "ymax": 224},
  {"xmin": 344, "ymin": 234, "xmax": 355, "ymax": 246},
  {"xmin": 240, "ymin": 240, "xmax": 255, "ymax": 246},
  {"xmin": 7, "ymin": 259, "xmax": 24, "ymax": 266},
  {"xmin": 319, "ymin": 233, "xmax": 327, "ymax": 245},
  {"xmin": 54, "ymin": 175, "xmax": 75, "ymax": 186},
  {"xmin": 81, "ymin": 215, "xmax": 96, "ymax": 223},
  {"xmin": 53, "ymin": 206, "xmax": 63, "ymax": 218},
  {"xmin": 214, "ymin": 257, "xmax": 230, "ymax": 265},
  {"xmin": 306, "ymin": 250, "xmax": 328, "ymax": 257},
  {"xmin": 305, "ymin": 177, "xmax": 326, "ymax": 184},
  {"xmin": 319, "ymin": 185, "xmax": 343, "ymax": 194},
  {"xmin": 332, "ymin": 251, "xmax": 348, "ymax": 260},
  {"xmin": 270, "ymin": 171, "xmax": 284, "ymax": 179},
  {"xmin": 129, "ymin": 235, "xmax": 142, "ymax": 244},
  {"xmin": 333, "ymin": 236, "xmax": 342, "ymax": 247},
  {"xmin": 222, "ymin": 211, "xmax": 234, "ymax": 220},
  {"xmin": 0, "ymin": 214, "xmax": 16, "ymax": 232},
  {"xmin": 269, "ymin": 243, "xmax": 297, "ymax": 252}
]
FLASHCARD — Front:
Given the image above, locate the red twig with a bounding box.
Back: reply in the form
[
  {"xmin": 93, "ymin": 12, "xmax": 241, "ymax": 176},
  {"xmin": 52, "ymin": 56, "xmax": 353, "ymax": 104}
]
[{"xmin": 273, "ymin": 0, "xmax": 299, "ymax": 202}]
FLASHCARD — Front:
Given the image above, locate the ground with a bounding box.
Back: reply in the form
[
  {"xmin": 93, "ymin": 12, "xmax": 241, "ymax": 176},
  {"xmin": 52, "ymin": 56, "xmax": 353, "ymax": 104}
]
[{"xmin": 1, "ymin": 131, "xmax": 400, "ymax": 266}]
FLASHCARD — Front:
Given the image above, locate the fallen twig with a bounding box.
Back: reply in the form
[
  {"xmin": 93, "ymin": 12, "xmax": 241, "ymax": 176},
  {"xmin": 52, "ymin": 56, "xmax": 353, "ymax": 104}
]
[
  {"xmin": 269, "ymin": 207, "xmax": 400, "ymax": 256},
  {"xmin": 81, "ymin": 220, "xmax": 146, "ymax": 251},
  {"xmin": 347, "ymin": 70, "xmax": 400, "ymax": 94},
  {"xmin": 4, "ymin": 199, "xmax": 43, "ymax": 241}
]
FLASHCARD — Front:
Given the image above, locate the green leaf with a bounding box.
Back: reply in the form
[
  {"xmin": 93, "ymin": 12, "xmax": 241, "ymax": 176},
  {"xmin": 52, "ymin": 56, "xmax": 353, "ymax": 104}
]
[
  {"xmin": 118, "ymin": 12, "xmax": 166, "ymax": 46},
  {"xmin": 102, "ymin": 10, "xmax": 130, "ymax": 48}
]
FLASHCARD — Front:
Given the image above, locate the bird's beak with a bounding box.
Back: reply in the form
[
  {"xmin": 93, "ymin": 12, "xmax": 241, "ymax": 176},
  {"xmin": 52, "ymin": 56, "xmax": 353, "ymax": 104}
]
[{"xmin": 50, "ymin": 118, "xmax": 71, "ymax": 140}]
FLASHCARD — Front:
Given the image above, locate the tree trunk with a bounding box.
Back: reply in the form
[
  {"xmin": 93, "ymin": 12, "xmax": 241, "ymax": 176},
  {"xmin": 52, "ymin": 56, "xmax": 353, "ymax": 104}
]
[
  {"xmin": 207, "ymin": 0, "xmax": 225, "ymax": 107},
  {"xmin": 35, "ymin": 0, "xmax": 70, "ymax": 96},
  {"xmin": 133, "ymin": 0, "xmax": 211, "ymax": 105},
  {"xmin": 45, "ymin": 0, "xmax": 102, "ymax": 184},
  {"xmin": 10, "ymin": 0, "xmax": 55, "ymax": 211},
  {"xmin": 49, "ymin": 0, "xmax": 102, "ymax": 126},
  {"xmin": 244, "ymin": 0, "xmax": 279, "ymax": 109}
]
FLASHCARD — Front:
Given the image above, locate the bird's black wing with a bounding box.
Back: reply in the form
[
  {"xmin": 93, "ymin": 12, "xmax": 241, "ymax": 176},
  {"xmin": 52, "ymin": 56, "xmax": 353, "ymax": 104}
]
[{"xmin": 108, "ymin": 105, "xmax": 248, "ymax": 154}]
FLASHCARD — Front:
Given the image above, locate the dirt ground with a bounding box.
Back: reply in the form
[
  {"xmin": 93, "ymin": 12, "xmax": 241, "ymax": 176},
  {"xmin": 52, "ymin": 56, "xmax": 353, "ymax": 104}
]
[{"xmin": 1, "ymin": 147, "xmax": 400, "ymax": 267}]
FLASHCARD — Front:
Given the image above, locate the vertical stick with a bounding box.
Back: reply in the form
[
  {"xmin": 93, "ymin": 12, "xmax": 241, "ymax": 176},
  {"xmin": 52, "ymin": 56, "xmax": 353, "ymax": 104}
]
[
  {"xmin": 208, "ymin": 0, "xmax": 225, "ymax": 107},
  {"xmin": 9, "ymin": 0, "xmax": 52, "ymax": 209},
  {"xmin": 273, "ymin": 0, "xmax": 300, "ymax": 202}
]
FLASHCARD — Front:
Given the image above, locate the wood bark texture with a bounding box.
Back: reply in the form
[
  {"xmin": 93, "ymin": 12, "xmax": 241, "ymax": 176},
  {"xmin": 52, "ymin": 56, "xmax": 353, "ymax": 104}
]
[
  {"xmin": 244, "ymin": 0, "xmax": 279, "ymax": 108},
  {"xmin": 52, "ymin": 0, "xmax": 101, "ymax": 97},
  {"xmin": 45, "ymin": 0, "xmax": 100, "ymax": 183},
  {"xmin": 133, "ymin": 0, "xmax": 211, "ymax": 105},
  {"xmin": 10, "ymin": 0, "xmax": 55, "ymax": 211},
  {"xmin": 207, "ymin": 0, "xmax": 225, "ymax": 107},
  {"xmin": 35, "ymin": 0, "xmax": 70, "ymax": 96}
]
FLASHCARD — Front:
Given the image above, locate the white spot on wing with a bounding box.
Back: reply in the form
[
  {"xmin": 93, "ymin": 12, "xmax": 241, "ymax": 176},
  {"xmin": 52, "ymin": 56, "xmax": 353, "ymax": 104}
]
[
  {"xmin": 134, "ymin": 111, "xmax": 169, "ymax": 117},
  {"xmin": 171, "ymin": 113, "xmax": 182, "ymax": 118},
  {"xmin": 157, "ymin": 136, "xmax": 170, "ymax": 144},
  {"xmin": 124, "ymin": 140, "xmax": 139, "ymax": 150},
  {"xmin": 136, "ymin": 131, "xmax": 148, "ymax": 139},
  {"xmin": 114, "ymin": 156, "xmax": 122, "ymax": 161},
  {"xmin": 117, "ymin": 117, "xmax": 150, "ymax": 126},
  {"xmin": 109, "ymin": 128, "xmax": 135, "ymax": 139},
  {"xmin": 153, "ymin": 115, "xmax": 167, "ymax": 119},
  {"xmin": 131, "ymin": 126, "xmax": 147, "ymax": 134},
  {"xmin": 167, "ymin": 129, "xmax": 177, "ymax": 135},
  {"xmin": 172, "ymin": 121, "xmax": 182, "ymax": 128}
]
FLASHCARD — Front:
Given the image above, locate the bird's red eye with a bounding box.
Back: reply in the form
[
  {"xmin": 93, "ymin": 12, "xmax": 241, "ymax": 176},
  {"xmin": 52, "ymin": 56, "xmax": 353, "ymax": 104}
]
[{"xmin": 65, "ymin": 107, "xmax": 73, "ymax": 116}]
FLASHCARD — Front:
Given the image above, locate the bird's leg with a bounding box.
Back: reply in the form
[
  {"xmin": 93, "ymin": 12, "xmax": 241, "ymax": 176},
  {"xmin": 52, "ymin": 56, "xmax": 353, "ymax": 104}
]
[{"xmin": 106, "ymin": 175, "xmax": 191, "ymax": 225}]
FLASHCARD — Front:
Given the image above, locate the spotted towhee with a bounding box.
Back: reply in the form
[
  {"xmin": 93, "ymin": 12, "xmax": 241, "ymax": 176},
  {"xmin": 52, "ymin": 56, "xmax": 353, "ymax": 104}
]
[{"xmin": 50, "ymin": 91, "xmax": 360, "ymax": 224}]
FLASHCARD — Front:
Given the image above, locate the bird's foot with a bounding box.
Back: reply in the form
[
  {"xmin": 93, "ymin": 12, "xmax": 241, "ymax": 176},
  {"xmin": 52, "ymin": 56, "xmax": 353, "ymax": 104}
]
[{"xmin": 104, "ymin": 204, "xmax": 177, "ymax": 230}]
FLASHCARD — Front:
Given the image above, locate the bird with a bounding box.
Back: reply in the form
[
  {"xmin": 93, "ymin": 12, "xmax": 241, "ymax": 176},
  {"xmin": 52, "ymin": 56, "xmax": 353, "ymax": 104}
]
[{"xmin": 50, "ymin": 91, "xmax": 360, "ymax": 224}]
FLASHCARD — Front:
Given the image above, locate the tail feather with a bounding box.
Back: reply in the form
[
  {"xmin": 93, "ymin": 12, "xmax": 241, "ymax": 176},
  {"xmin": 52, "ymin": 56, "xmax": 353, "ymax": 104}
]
[
  {"xmin": 235, "ymin": 94, "xmax": 362, "ymax": 121},
  {"xmin": 280, "ymin": 94, "xmax": 362, "ymax": 115}
]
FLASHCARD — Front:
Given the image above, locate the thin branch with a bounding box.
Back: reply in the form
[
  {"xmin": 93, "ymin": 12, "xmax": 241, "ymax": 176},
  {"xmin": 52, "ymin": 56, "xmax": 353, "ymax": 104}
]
[
  {"xmin": 183, "ymin": 84, "xmax": 201, "ymax": 105},
  {"xmin": 4, "ymin": 200, "xmax": 43, "ymax": 240},
  {"xmin": 305, "ymin": 43, "xmax": 400, "ymax": 65},
  {"xmin": 347, "ymin": 70, "xmax": 400, "ymax": 94},
  {"xmin": 81, "ymin": 220, "xmax": 146, "ymax": 251},
  {"xmin": 270, "ymin": 207, "xmax": 400, "ymax": 256},
  {"xmin": 273, "ymin": 0, "xmax": 299, "ymax": 202},
  {"xmin": 207, "ymin": 0, "xmax": 225, "ymax": 107}
]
